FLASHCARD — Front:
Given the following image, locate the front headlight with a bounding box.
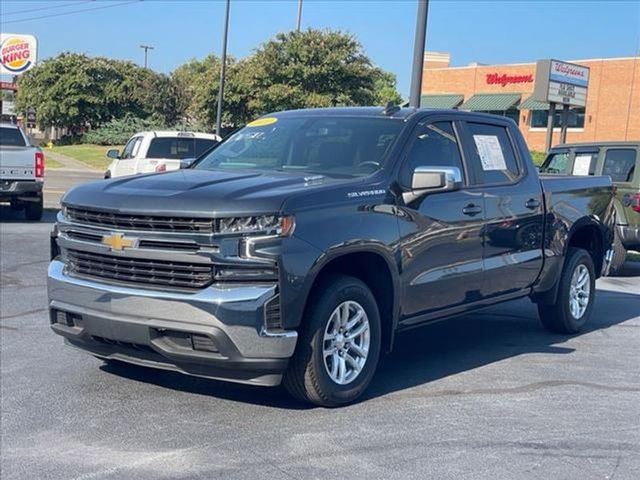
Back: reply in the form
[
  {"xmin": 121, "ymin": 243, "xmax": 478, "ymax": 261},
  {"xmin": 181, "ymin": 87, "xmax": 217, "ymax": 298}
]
[{"xmin": 218, "ymin": 215, "xmax": 295, "ymax": 236}]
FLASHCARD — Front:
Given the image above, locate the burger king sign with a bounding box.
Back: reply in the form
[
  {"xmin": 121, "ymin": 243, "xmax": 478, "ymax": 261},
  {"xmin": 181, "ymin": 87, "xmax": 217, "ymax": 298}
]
[{"xmin": 0, "ymin": 33, "xmax": 37, "ymax": 75}]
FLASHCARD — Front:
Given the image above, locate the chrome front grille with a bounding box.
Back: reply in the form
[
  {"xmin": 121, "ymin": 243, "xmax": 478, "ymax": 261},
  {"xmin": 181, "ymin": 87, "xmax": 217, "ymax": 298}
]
[
  {"xmin": 65, "ymin": 207, "xmax": 214, "ymax": 233},
  {"xmin": 65, "ymin": 249, "xmax": 213, "ymax": 289}
]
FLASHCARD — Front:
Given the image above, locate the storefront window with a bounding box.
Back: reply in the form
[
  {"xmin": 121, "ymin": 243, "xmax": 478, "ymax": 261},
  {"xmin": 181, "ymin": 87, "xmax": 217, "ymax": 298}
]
[
  {"xmin": 477, "ymin": 109, "xmax": 520, "ymax": 125},
  {"xmin": 530, "ymin": 108, "xmax": 585, "ymax": 128}
]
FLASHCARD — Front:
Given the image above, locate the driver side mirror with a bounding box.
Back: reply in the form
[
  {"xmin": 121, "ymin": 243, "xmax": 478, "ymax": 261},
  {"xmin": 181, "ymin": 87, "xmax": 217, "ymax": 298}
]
[
  {"xmin": 106, "ymin": 149, "xmax": 120, "ymax": 159},
  {"xmin": 404, "ymin": 166, "xmax": 462, "ymax": 203}
]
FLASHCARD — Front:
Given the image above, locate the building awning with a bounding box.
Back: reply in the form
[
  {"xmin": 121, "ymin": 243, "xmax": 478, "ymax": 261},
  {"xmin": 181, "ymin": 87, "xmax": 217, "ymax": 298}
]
[
  {"xmin": 519, "ymin": 96, "xmax": 549, "ymax": 110},
  {"xmin": 460, "ymin": 93, "xmax": 521, "ymax": 111},
  {"xmin": 420, "ymin": 94, "xmax": 464, "ymax": 109}
]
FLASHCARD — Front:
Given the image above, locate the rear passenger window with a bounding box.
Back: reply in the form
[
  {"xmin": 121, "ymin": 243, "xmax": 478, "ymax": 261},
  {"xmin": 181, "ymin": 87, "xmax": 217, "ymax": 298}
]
[
  {"xmin": 400, "ymin": 121, "xmax": 464, "ymax": 187},
  {"xmin": 467, "ymin": 123, "xmax": 520, "ymax": 185},
  {"xmin": 603, "ymin": 149, "xmax": 636, "ymax": 182}
]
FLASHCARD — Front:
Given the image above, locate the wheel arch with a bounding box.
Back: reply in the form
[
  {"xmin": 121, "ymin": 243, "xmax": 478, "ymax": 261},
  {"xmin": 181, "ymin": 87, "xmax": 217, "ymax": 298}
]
[{"xmin": 301, "ymin": 246, "xmax": 400, "ymax": 353}]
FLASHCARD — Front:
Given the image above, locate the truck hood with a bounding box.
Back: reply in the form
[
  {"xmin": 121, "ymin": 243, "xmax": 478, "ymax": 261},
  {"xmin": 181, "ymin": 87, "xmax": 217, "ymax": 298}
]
[{"xmin": 62, "ymin": 168, "xmax": 352, "ymax": 216}]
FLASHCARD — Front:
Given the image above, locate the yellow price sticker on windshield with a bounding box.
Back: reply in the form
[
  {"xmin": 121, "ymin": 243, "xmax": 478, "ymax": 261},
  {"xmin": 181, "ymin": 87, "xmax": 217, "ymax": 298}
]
[{"xmin": 247, "ymin": 117, "xmax": 278, "ymax": 127}]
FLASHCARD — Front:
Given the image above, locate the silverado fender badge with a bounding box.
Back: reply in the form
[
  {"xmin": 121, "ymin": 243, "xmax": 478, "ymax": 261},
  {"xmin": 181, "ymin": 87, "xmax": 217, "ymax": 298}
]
[{"xmin": 102, "ymin": 233, "xmax": 137, "ymax": 251}]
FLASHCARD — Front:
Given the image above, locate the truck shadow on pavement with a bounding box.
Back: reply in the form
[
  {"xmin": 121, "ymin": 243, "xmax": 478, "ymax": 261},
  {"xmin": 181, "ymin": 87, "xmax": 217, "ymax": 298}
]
[
  {"xmin": 0, "ymin": 206, "xmax": 59, "ymax": 223},
  {"xmin": 101, "ymin": 285, "xmax": 640, "ymax": 409}
]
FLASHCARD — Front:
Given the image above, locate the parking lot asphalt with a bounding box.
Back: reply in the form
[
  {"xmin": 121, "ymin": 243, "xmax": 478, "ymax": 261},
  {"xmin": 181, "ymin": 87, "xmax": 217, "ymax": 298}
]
[
  {"xmin": 1, "ymin": 208, "xmax": 639, "ymax": 480},
  {"xmin": 43, "ymin": 169, "xmax": 103, "ymax": 209}
]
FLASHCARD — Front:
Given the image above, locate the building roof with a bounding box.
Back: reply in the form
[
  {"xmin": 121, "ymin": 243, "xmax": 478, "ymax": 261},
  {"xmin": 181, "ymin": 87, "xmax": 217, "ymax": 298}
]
[
  {"xmin": 420, "ymin": 94, "xmax": 464, "ymax": 109},
  {"xmin": 460, "ymin": 93, "xmax": 521, "ymax": 111}
]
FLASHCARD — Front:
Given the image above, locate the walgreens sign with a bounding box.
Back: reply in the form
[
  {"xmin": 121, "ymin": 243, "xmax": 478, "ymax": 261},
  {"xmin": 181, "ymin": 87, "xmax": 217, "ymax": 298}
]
[{"xmin": 486, "ymin": 73, "xmax": 534, "ymax": 87}]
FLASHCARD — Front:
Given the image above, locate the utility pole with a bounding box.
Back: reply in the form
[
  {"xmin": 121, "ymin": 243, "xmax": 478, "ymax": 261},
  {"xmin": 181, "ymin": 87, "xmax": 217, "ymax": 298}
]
[
  {"xmin": 409, "ymin": 0, "xmax": 429, "ymax": 108},
  {"xmin": 296, "ymin": 0, "xmax": 303, "ymax": 31},
  {"xmin": 139, "ymin": 45, "xmax": 154, "ymax": 69},
  {"xmin": 216, "ymin": 0, "xmax": 231, "ymax": 137}
]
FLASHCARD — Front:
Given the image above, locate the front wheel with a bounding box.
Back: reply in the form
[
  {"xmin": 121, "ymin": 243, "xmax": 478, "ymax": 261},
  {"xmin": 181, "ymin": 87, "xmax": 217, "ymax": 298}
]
[
  {"xmin": 283, "ymin": 275, "xmax": 381, "ymax": 407},
  {"xmin": 538, "ymin": 247, "xmax": 596, "ymax": 333}
]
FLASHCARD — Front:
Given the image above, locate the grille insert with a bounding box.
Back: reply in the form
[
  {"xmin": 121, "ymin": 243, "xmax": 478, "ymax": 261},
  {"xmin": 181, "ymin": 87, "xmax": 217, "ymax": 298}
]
[
  {"xmin": 65, "ymin": 207, "xmax": 214, "ymax": 233},
  {"xmin": 66, "ymin": 249, "xmax": 213, "ymax": 289}
]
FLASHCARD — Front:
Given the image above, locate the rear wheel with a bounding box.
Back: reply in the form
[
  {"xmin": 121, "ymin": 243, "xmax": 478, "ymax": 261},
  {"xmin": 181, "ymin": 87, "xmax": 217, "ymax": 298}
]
[
  {"xmin": 283, "ymin": 275, "xmax": 381, "ymax": 407},
  {"xmin": 609, "ymin": 230, "xmax": 626, "ymax": 275},
  {"xmin": 25, "ymin": 197, "xmax": 43, "ymax": 221},
  {"xmin": 538, "ymin": 247, "xmax": 595, "ymax": 334}
]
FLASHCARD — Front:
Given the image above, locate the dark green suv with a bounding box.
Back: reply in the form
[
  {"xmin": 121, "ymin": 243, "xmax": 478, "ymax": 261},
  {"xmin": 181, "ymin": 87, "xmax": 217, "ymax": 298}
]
[{"xmin": 542, "ymin": 141, "xmax": 640, "ymax": 273}]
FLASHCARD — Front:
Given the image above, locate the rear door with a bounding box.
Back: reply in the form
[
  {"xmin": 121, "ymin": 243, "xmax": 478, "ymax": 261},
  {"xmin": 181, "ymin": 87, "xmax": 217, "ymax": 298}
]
[
  {"xmin": 397, "ymin": 118, "xmax": 485, "ymax": 320},
  {"xmin": 461, "ymin": 119, "xmax": 544, "ymax": 296},
  {"xmin": 600, "ymin": 147, "xmax": 639, "ymax": 228}
]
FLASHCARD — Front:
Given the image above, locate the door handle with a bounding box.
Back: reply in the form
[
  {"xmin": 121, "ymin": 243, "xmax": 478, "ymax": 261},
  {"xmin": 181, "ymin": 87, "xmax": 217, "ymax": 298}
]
[
  {"xmin": 525, "ymin": 198, "xmax": 541, "ymax": 210},
  {"xmin": 462, "ymin": 204, "xmax": 482, "ymax": 216}
]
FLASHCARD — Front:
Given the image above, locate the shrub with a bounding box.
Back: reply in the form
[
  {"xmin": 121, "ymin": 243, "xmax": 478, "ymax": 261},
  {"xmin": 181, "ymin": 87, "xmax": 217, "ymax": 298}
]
[{"xmin": 83, "ymin": 115, "xmax": 165, "ymax": 145}]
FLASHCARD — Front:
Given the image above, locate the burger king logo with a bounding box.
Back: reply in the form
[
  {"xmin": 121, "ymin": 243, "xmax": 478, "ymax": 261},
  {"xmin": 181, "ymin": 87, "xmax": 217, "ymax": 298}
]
[{"xmin": 0, "ymin": 34, "xmax": 37, "ymax": 75}]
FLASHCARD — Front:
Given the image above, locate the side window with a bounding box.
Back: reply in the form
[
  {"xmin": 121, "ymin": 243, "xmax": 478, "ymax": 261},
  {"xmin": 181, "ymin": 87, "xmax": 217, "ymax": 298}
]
[
  {"xmin": 467, "ymin": 122, "xmax": 520, "ymax": 185},
  {"xmin": 602, "ymin": 149, "xmax": 637, "ymax": 183},
  {"xmin": 120, "ymin": 137, "xmax": 141, "ymax": 160},
  {"xmin": 541, "ymin": 151, "xmax": 570, "ymax": 174},
  {"xmin": 571, "ymin": 151, "xmax": 598, "ymax": 176},
  {"xmin": 400, "ymin": 121, "xmax": 463, "ymax": 187}
]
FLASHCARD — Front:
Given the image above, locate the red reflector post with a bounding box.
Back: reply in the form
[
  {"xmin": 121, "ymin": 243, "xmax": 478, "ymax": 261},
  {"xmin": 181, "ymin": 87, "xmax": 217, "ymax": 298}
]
[{"xmin": 35, "ymin": 151, "xmax": 45, "ymax": 179}]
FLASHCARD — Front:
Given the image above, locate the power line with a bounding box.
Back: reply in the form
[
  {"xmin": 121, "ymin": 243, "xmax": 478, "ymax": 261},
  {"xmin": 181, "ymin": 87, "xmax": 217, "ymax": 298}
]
[
  {"xmin": 2, "ymin": 1, "xmax": 95, "ymax": 17},
  {"xmin": 1, "ymin": 0, "xmax": 142, "ymax": 26}
]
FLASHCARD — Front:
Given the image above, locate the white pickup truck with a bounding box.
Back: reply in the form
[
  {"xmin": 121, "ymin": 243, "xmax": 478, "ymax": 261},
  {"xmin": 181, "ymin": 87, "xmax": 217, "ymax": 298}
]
[
  {"xmin": 0, "ymin": 123, "xmax": 44, "ymax": 220},
  {"xmin": 105, "ymin": 131, "xmax": 221, "ymax": 178}
]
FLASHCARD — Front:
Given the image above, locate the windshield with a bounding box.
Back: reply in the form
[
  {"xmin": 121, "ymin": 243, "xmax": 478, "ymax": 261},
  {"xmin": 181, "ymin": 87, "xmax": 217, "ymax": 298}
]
[
  {"xmin": 195, "ymin": 116, "xmax": 404, "ymax": 177},
  {"xmin": 540, "ymin": 151, "xmax": 570, "ymax": 174},
  {"xmin": 147, "ymin": 137, "xmax": 218, "ymax": 159},
  {"xmin": 0, "ymin": 127, "xmax": 26, "ymax": 147}
]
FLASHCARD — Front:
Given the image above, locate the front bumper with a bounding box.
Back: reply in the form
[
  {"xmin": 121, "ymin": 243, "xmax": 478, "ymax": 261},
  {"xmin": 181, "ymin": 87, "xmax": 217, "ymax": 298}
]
[
  {"xmin": 47, "ymin": 260, "xmax": 297, "ymax": 386},
  {"xmin": 0, "ymin": 180, "xmax": 42, "ymax": 201}
]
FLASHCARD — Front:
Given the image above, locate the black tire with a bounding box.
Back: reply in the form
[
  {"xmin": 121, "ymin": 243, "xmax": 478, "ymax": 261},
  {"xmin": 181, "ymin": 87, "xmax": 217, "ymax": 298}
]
[
  {"xmin": 283, "ymin": 275, "xmax": 381, "ymax": 407},
  {"xmin": 24, "ymin": 197, "xmax": 43, "ymax": 221},
  {"xmin": 609, "ymin": 230, "xmax": 626, "ymax": 275},
  {"xmin": 104, "ymin": 171, "xmax": 111, "ymax": 179},
  {"xmin": 538, "ymin": 247, "xmax": 596, "ymax": 334}
]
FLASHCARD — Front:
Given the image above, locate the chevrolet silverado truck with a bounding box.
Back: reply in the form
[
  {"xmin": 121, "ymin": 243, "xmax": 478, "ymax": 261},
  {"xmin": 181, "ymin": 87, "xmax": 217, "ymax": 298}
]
[
  {"xmin": 48, "ymin": 107, "xmax": 615, "ymax": 406},
  {"xmin": 0, "ymin": 123, "xmax": 45, "ymax": 220},
  {"xmin": 541, "ymin": 141, "xmax": 639, "ymax": 274}
]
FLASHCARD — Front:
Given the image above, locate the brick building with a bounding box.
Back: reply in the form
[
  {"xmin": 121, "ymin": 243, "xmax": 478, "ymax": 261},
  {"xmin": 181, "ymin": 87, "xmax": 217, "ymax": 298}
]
[{"xmin": 420, "ymin": 52, "xmax": 640, "ymax": 151}]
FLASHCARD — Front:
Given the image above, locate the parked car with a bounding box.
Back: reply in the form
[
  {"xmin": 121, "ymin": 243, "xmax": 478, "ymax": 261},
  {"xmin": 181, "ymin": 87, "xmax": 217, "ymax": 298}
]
[
  {"xmin": 541, "ymin": 141, "xmax": 639, "ymax": 273},
  {"xmin": 104, "ymin": 131, "xmax": 221, "ymax": 178},
  {"xmin": 49, "ymin": 107, "xmax": 615, "ymax": 406},
  {"xmin": 0, "ymin": 123, "xmax": 45, "ymax": 220}
]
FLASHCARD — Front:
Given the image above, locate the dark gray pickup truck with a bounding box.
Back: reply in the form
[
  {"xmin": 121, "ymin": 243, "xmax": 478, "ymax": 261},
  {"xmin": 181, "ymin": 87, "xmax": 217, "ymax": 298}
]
[{"xmin": 48, "ymin": 107, "xmax": 615, "ymax": 406}]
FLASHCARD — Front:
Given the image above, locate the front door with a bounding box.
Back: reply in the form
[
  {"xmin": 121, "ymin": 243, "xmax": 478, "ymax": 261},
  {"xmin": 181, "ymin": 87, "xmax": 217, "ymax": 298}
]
[
  {"xmin": 113, "ymin": 136, "xmax": 142, "ymax": 177},
  {"xmin": 397, "ymin": 120, "xmax": 485, "ymax": 322}
]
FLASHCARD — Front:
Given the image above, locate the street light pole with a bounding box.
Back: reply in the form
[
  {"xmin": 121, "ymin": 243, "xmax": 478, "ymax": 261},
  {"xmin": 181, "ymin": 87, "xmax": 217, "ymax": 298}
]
[
  {"xmin": 296, "ymin": 0, "xmax": 303, "ymax": 31},
  {"xmin": 215, "ymin": 0, "xmax": 231, "ymax": 137},
  {"xmin": 139, "ymin": 45, "xmax": 154, "ymax": 69},
  {"xmin": 409, "ymin": 0, "xmax": 429, "ymax": 108}
]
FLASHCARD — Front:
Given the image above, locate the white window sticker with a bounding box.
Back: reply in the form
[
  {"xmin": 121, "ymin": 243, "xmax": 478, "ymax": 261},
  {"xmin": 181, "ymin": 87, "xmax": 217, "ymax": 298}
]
[
  {"xmin": 572, "ymin": 154, "xmax": 592, "ymax": 176},
  {"xmin": 473, "ymin": 135, "xmax": 507, "ymax": 171}
]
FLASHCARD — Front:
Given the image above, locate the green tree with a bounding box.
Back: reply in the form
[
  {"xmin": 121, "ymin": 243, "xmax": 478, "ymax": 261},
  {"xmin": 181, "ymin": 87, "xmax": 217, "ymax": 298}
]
[
  {"xmin": 15, "ymin": 53, "xmax": 178, "ymax": 131},
  {"xmin": 241, "ymin": 29, "xmax": 402, "ymax": 116},
  {"xmin": 171, "ymin": 55, "xmax": 249, "ymax": 129}
]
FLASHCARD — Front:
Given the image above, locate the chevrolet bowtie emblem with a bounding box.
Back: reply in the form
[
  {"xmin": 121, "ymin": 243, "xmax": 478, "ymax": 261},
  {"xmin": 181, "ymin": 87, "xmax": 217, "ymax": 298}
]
[{"xmin": 102, "ymin": 233, "xmax": 136, "ymax": 251}]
